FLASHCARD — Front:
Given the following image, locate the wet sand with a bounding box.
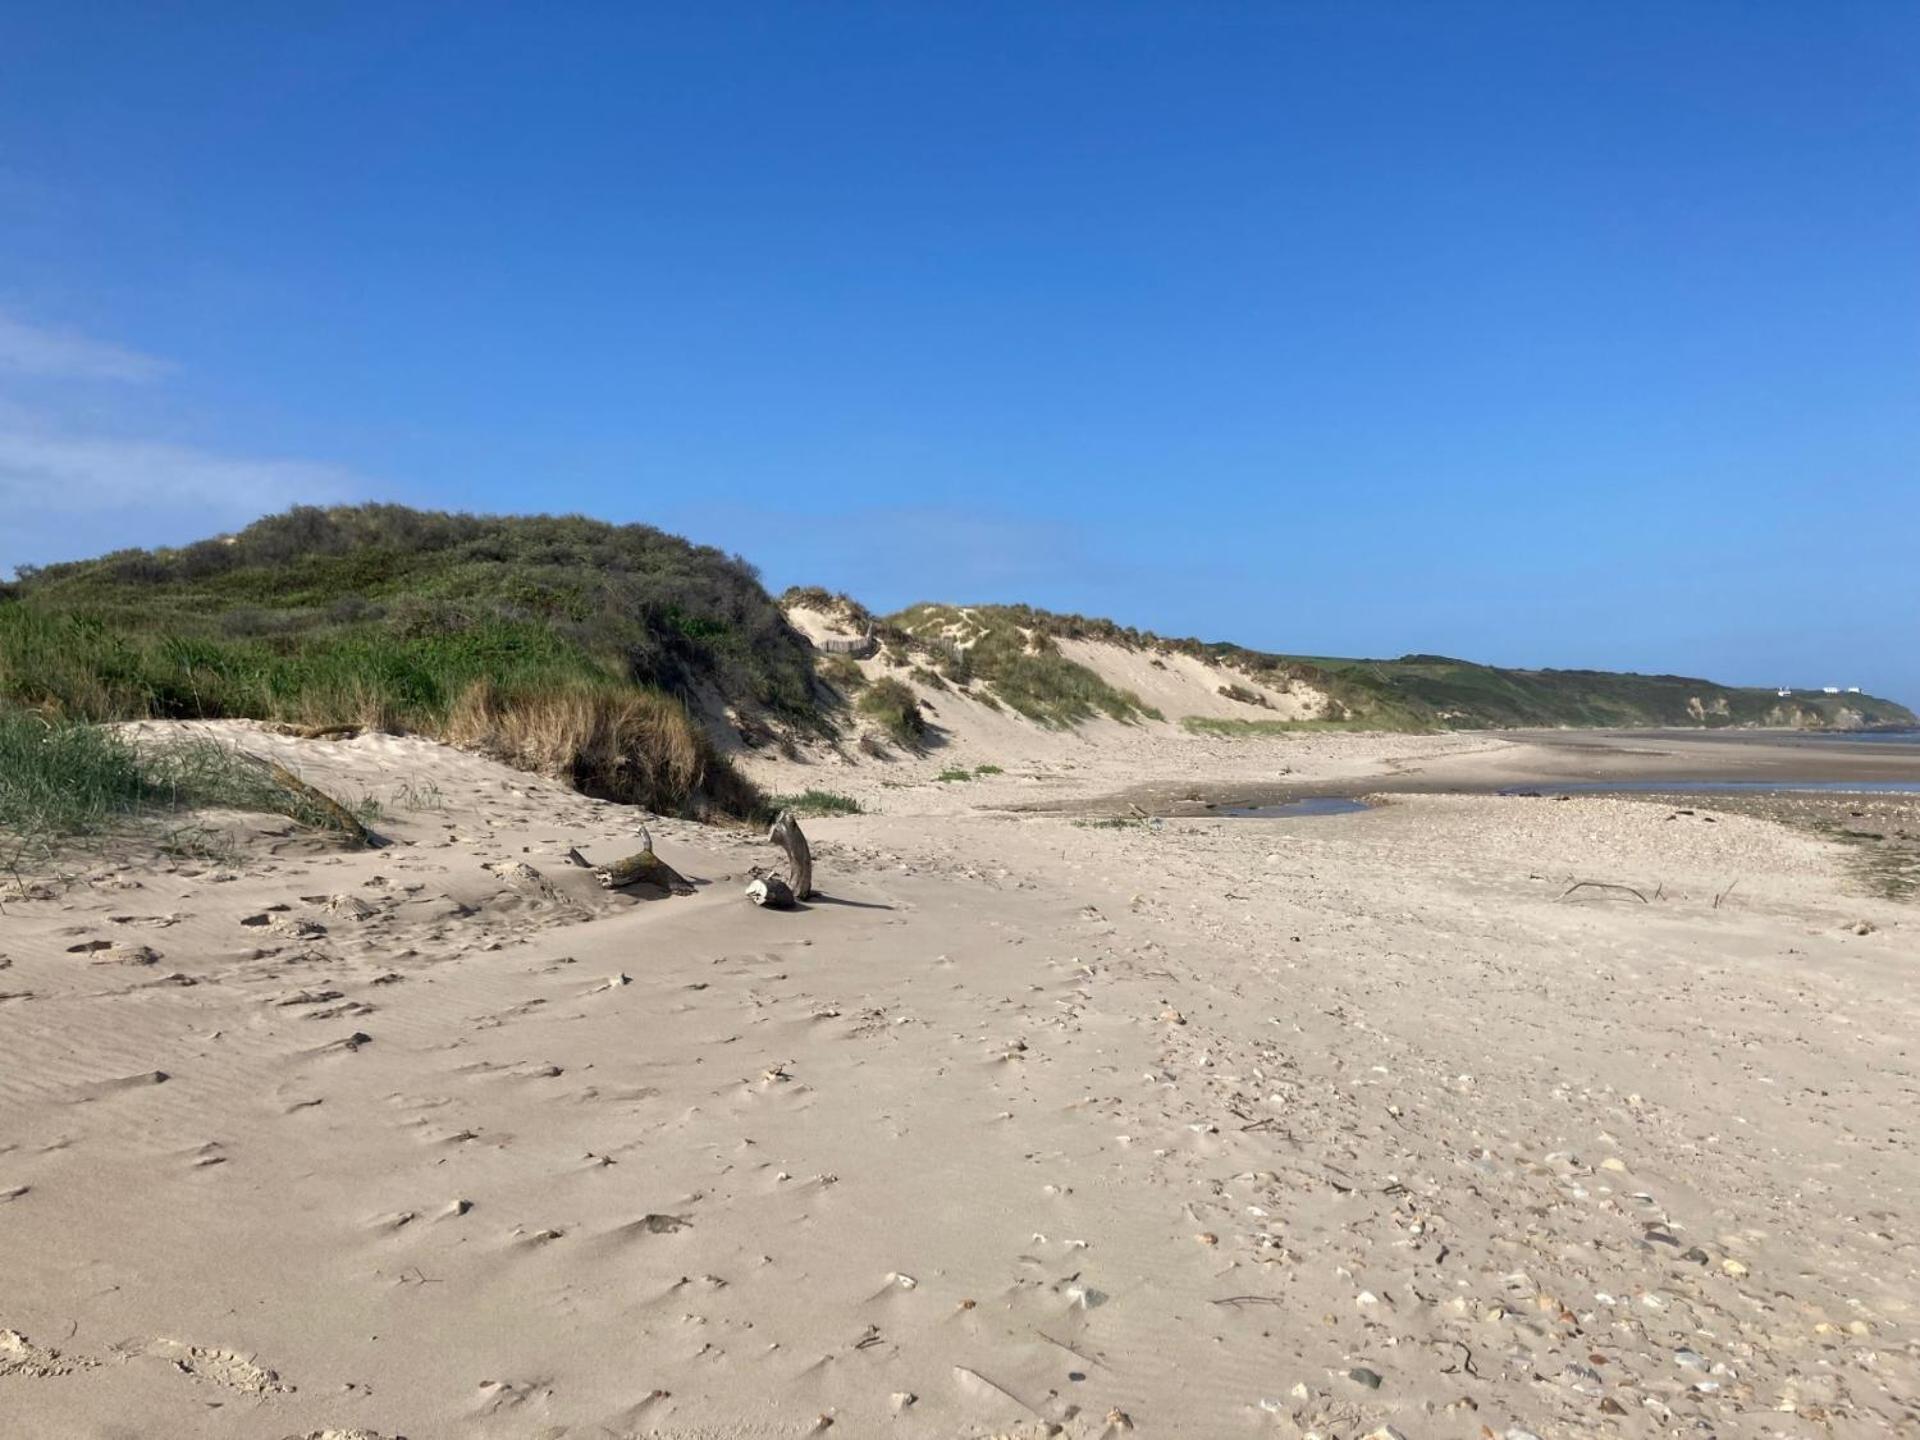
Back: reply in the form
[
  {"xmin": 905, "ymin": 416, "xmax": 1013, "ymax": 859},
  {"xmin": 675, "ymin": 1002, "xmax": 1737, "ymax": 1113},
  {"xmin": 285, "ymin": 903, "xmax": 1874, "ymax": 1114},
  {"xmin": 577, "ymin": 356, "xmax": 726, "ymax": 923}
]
[{"xmin": 1100, "ymin": 728, "xmax": 1920, "ymax": 817}]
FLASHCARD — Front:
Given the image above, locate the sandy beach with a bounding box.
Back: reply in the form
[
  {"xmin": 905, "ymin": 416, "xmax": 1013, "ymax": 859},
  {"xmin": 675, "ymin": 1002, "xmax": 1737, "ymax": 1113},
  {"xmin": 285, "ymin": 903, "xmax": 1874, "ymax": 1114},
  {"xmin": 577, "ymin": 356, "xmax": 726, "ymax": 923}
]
[
  {"xmin": 2, "ymin": 721, "xmax": 1915, "ymax": 1439},
  {"xmin": 9, "ymin": 4, "xmax": 1919, "ymax": 1434}
]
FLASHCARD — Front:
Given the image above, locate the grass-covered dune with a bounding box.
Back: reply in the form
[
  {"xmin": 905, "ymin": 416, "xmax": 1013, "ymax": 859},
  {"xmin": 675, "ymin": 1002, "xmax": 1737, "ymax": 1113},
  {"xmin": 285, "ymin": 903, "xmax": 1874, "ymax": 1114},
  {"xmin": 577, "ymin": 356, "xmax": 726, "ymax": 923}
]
[
  {"xmin": 0, "ymin": 505, "xmax": 823, "ymax": 817},
  {"xmin": 876, "ymin": 601, "xmax": 1164, "ymax": 727},
  {"xmin": 824, "ymin": 598, "xmax": 1916, "ymax": 733},
  {"xmin": 1280, "ymin": 653, "xmax": 1916, "ymax": 730},
  {"xmin": 6, "ymin": 506, "xmax": 1911, "ymax": 850}
]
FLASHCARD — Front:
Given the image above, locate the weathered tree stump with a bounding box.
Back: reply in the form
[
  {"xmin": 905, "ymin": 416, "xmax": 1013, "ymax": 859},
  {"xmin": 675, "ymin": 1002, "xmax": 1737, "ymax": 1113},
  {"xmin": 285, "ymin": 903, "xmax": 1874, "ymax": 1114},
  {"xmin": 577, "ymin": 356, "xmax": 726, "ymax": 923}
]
[
  {"xmin": 768, "ymin": 809, "xmax": 813, "ymax": 901},
  {"xmin": 743, "ymin": 809, "xmax": 813, "ymax": 909}
]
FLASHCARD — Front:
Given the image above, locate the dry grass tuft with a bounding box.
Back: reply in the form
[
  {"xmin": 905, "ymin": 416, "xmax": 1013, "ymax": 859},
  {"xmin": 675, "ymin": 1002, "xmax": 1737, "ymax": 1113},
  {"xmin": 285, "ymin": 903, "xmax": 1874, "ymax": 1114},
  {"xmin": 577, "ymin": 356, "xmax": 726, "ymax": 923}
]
[{"xmin": 444, "ymin": 678, "xmax": 751, "ymax": 817}]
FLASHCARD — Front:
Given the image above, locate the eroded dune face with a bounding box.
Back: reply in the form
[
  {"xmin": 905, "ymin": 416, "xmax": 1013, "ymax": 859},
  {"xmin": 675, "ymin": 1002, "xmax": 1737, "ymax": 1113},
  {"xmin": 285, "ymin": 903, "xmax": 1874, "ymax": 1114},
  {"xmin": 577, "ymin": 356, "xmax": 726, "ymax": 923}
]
[{"xmin": 0, "ymin": 723, "xmax": 1914, "ymax": 1437}]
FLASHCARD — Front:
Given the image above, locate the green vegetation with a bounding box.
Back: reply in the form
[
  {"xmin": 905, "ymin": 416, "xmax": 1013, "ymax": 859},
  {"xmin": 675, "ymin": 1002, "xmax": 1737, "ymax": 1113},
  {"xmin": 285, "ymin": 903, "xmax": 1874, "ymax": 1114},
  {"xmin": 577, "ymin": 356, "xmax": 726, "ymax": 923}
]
[
  {"xmin": 1300, "ymin": 655, "xmax": 1916, "ymax": 730},
  {"xmin": 1217, "ymin": 682, "xmax": 1271, "ymax": 709},
  {"xmin": 0, "ymin": 505, "xmax": 822, "ymax": 817},
  {"xmin": 974, "ymin": 763, "xmax": 1003, "ymax": 775},
  {"xmin": 1181, "ymin": 715, "xmax": 1416, "ymax": 737},
  {"xmin": 889, "ymin": 604, "xmax": 1161, "ymax": 727},
  {"xmin": 816, "ymin": 654, "xmax": 868, "ymax": 694},
  {"xmin": 763, "ymin": 789, "xmax": 863, "ymax": 818},
  {"xmin": 886, "ymin": 600, "xmax": 1914, "ymax": 733},
  {"xmin": 390, "ymin": 779, "xmax": 445, "ymax": 811},
  {"xmin": 935, "ymin": 767, "xmax": 972, "ymax": 782},
  {"xmin": 0, "ymin": 708, "xmax": 369, "ymax": 863},
  {"xmin": 856, "ymin": 677, "xmax": 927, "ymax": 747}
]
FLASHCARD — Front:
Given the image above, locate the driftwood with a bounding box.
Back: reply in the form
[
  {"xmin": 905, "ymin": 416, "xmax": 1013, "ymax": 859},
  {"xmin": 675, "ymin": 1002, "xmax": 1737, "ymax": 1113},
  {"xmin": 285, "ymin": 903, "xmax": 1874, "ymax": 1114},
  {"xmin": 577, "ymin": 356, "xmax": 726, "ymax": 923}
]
[
  {"xmin": 746, "ymin": 875, "xmax": 795, "ymax": 909},
  {"xmin": 769, "ymin": 809, "xmax": 813, "ymax": 900},
  {"xmin": 268, "ymin": 722, "xmax": 363, "ymax": 741},
  {"xmin": 744, "ymin": 809, "xmax": 813, "ymax": 910},
  {"xmin": 593, "ymin": 847, "xmax": 694, "ymax": 895}
]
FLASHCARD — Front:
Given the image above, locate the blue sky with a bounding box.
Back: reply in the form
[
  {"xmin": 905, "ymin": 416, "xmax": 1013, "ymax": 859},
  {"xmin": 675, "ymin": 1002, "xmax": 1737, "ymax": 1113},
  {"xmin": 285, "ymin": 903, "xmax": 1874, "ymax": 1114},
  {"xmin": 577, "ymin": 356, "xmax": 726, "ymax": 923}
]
[{"xmin": 2, "ymin": 3, "xmax": 1915, "ymax": 700}]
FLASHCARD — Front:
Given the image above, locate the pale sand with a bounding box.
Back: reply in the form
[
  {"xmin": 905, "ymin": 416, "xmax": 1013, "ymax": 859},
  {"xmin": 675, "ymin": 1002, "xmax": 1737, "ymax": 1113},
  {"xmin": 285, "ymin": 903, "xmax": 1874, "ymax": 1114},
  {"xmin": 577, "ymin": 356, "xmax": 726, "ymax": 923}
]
[{"xmin": 2, "ymin": 722, "xmax": 1916, "ymax": 1438}]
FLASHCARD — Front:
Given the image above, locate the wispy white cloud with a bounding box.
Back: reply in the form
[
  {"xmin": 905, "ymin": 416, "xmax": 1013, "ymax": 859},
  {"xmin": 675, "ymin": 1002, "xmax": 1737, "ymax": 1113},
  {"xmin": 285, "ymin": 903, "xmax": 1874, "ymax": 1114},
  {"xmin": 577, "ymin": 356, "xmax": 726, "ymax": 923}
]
[
  {"xmin": 0, "ymin": 313, "xmax": 370, "ymax": 573},
  {"xmin": 0, "ymin": 422, "xmax": 369, "ymax": 575},
  {"xmin": 0, "ymin": 428, "xmax": 358, "ymax": 513},
  {"xmin": 0, "ymin": 308, "xmax": 169, "ymax": 382}
]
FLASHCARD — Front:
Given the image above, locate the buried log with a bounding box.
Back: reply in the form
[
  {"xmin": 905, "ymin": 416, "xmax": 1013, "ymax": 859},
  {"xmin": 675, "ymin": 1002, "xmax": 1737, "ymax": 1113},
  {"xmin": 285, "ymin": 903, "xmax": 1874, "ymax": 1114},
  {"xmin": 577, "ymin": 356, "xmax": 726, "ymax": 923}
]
[
  {"xmin": 746, "ymin": 875, "xmax": 795, "ymax": 909},
  {"xmin": 593, "ymin": 846, "xmax": 695, "ymax": 895},
  {"xmin": 744, "ymin": 809, "xmax": 813, "ymax": 910}
]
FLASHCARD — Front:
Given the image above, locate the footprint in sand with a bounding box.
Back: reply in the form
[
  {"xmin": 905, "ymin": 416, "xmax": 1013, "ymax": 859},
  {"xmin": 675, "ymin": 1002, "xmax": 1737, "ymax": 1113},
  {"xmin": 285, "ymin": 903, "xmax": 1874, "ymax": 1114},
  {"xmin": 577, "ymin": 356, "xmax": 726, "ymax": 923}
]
[
  {"xmin": 1, "ymin": 1328, "xmax": 97, "ymax": 1378},
  {"xmin": 87, "ymin": 942, "xmax": 166, "ymax": 966},
  {"xmin": 145, "ymin": 1338, "xmax": 292, "ymax": 1394},
  {"xmin": 472, "ymin": 1376, "xmax": 552, "ymax": 1415}
]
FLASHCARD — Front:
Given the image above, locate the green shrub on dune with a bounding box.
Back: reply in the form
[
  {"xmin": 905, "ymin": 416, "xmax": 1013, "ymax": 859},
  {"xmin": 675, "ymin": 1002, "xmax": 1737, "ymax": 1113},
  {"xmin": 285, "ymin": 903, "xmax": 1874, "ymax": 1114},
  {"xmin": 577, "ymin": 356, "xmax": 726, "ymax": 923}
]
[
  {"xmin": 856, "ymin": 677, "xmax": 927, "ymax": 747},
  {"xmin": 0, "ymin": 505, "xmax": 820, "ymax": 817},
  {"xmin": 888, "ymin": 604, "xmax": 1159, "ymax": 727}
]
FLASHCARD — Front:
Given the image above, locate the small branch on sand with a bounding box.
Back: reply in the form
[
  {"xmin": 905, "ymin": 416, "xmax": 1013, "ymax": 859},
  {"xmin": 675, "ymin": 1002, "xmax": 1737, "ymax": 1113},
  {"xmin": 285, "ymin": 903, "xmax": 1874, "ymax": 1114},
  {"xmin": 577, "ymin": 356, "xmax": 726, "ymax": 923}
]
[
  {"xmin": 1558, "ymin": 880, "xmax": 1648, "ymax": 904},
  {"xmin": 1032, "ymin": 1328, "xmax": 1103, "ymax": 1366},
  {"xmin": 268, "ymin": 722, "xmax": 363, "ymax": 741},
  {"xmin": 1713, "ymin": 877, "xmax": 1739, "ymax": 910},
  {"xmin": 1440, "ymin": 1339, "xmax": 1480, "ymax": 1377},
  {"xmin": 1210, "ymin": 1295, "xmax": 1286, "ymax": 1308}
]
